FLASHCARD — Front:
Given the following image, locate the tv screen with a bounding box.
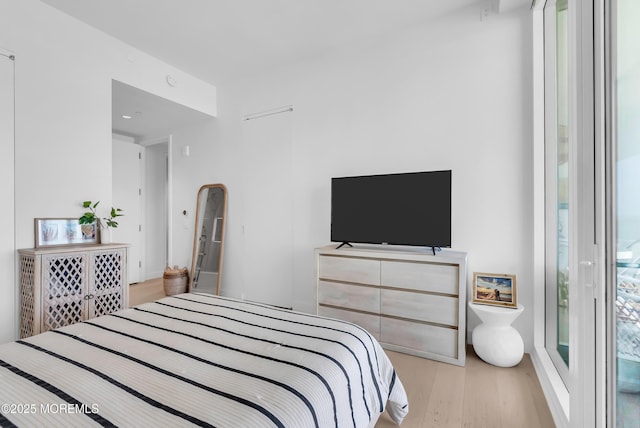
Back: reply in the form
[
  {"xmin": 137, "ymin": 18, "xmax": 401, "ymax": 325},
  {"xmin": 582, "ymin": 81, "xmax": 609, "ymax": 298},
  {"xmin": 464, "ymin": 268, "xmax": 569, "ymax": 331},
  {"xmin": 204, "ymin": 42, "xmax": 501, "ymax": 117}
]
[{"xmin": 331, "ymin": 170, "xmax": 451, "ymax": 248}]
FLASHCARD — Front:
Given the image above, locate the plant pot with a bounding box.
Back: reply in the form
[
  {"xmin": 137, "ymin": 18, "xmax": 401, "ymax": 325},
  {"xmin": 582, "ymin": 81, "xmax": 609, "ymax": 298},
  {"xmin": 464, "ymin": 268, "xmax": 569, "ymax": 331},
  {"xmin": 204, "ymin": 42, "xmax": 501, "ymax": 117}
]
[{"xmin": 101, "ymin": 227, "xmax": 112, "ymax": 244}]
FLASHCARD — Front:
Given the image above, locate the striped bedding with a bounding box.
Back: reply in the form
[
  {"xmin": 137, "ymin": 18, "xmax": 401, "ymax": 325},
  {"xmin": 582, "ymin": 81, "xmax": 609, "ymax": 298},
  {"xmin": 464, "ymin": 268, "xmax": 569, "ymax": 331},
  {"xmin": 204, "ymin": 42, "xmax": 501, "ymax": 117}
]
[{"xmin": 0, "ymin": 293, "xmax": 408, "ymax": 427}]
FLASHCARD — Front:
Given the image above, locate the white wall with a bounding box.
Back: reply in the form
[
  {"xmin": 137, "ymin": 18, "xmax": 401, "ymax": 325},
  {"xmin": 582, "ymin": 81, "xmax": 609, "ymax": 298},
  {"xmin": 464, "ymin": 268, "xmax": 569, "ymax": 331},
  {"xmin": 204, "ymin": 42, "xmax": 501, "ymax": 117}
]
[
  {"xmin": 0, "ymin": 51, "xmax": 15, "ymax": 344},
  {"xmin": 213, "ymin": 6, "xmax": 535, "ymax": 350},
  {"xmin": 0, "ymin": 0, "xmax": 536, "ymax": 352},
  {"xmin": 0, "ymin": 0, "xmax": 217, "ymax": 341}
]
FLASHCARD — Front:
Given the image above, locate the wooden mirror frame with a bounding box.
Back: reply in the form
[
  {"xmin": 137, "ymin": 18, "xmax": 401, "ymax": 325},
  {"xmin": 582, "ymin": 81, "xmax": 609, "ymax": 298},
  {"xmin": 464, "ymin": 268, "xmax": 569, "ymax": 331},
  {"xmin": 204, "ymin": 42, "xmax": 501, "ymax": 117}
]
[{"xmin": 189, "ymin": 184, "xmax": 227, "ymax": 295}]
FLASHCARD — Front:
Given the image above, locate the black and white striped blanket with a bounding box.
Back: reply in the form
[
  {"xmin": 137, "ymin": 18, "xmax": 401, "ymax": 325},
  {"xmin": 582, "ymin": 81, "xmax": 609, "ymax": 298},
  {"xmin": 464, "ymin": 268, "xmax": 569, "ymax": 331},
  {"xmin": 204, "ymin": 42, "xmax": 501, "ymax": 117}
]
[{"xmin": 0, "ymin": 293, "xmax": 408, "ymax": 427}]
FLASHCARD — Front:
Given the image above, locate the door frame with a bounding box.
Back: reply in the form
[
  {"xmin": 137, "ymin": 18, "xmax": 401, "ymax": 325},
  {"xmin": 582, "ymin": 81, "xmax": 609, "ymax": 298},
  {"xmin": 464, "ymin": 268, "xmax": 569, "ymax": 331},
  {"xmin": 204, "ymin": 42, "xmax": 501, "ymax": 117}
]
[
  {"xmin": 112, "ymin": 133, "xmax": 144, "ymax": 283},
  {"xmin": 531, "ymin": 1, "xmax": 604, "ymax": 426}
]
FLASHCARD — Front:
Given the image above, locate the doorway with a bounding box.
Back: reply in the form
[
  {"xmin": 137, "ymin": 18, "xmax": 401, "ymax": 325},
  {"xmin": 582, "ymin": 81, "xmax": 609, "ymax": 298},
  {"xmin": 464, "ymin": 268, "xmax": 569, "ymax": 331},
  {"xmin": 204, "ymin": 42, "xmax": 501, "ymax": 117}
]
[
  {"xmin": 111, "ymin": 80, "xmax": 209, "ymax": 282},
  {"xmin": 112, "ymin": 136, "xmax": 171, "ymax": 282},
  {"xmin": 142, "ymin": 137, "xmax": 171, "ymax": 279}
]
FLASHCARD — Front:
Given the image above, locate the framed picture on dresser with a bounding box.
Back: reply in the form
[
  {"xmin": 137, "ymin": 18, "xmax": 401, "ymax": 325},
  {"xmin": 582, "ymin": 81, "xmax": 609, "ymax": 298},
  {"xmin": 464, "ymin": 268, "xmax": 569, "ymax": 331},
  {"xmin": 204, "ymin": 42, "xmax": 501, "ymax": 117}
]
[
  {"xmin": 34, "ymin": 218, "xmax": 99, "ymax": 247},
  {"xmin": 472, "ymin": 272, "xmax": 517, "ymax": 308}
]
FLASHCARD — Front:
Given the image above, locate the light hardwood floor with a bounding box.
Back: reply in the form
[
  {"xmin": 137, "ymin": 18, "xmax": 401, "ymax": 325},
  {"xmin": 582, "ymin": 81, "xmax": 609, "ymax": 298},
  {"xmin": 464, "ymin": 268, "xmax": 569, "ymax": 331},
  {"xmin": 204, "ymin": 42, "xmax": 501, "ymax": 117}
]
[
  {"xmin": 375, "ymin": 349, "xmax": 555, "ymax": 428},
  {"xmin": 128, "ymin": 277, "xmax": 165, "ymax": 306},
  {"xmin": 129, "ymin": 279, "xmax": 556, "ymax": 428}
]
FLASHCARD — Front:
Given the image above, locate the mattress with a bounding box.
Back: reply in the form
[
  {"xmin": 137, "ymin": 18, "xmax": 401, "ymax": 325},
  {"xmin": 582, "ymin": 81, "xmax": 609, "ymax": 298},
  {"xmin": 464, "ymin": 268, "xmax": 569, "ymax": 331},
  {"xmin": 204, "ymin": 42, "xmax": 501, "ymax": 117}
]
[{"xmin": 0, "ymin": 293, "xmax": 408, "ymax": 427}]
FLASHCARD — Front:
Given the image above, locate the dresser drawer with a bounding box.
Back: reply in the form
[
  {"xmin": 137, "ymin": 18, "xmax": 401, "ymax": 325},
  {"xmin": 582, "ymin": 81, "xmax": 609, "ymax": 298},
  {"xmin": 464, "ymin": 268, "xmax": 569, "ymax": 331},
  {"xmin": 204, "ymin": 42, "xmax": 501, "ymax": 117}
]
[
  {"xmin": 318, "ymin": 255, "xmax": 379, "ymax": 285},
  {"xmin": 381, "ymin": 289, "xmax": 458, "ymax": 327},
  {"xmin": 380, "ymin": 317, "xmax": 458, "ymax": 359},
  {"xmin": 381, "ymin": 260, "xmax": 458, "ymax": 294},
  {"xmin": 317, "ymin": 306, "xmax": 380, "ymax": 339},
  {"xmin": 318, "ymin": 280, "xmax": 380, "ymax": 313}
]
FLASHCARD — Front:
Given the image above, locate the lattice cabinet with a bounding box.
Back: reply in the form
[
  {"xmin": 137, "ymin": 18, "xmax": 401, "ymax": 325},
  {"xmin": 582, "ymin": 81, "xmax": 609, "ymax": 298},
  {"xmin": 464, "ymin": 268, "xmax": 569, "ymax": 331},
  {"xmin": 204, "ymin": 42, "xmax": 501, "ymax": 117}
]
[{"xmin": 18, "ymin": 244, "xmax": 129, "ymax": 338}]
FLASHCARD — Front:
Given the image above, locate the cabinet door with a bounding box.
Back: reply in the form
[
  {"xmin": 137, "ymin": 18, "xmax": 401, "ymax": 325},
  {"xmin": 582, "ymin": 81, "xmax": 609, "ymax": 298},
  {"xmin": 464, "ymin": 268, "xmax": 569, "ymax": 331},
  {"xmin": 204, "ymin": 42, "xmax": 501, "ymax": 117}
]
[
  {"xmin": 90, "ymin": 249, "xmax": 127, "ymax": 318},
  {"xmin": 18, "ymin": 255, "xmax": 36, "ymax": 338},
  {"xmin": 42, "ymin": 253, "xmax": 88, "ymax": 332}
]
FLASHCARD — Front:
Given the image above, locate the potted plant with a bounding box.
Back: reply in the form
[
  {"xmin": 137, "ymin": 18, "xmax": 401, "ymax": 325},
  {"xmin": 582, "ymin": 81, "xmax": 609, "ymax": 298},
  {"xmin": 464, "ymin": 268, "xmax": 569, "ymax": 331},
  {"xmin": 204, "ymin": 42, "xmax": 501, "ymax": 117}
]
[{"xmin": 79, "ymin": 200, "xmax": 124, "ymax": 244}]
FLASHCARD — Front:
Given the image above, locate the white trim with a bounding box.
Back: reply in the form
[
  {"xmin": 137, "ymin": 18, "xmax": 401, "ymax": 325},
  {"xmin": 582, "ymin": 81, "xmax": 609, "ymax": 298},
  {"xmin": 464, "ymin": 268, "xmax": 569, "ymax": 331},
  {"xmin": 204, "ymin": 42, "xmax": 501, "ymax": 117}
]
[
  {"xmin": 532, "ymin": 4, "xmax": 571, "ymax": 425},
  {"xmin": 542, "ymin": 0, "xmax": 571, "ymax": 382},
  {"xmin": 568, "ymin": 0, "xmax": 598, "ymax": 426},
  {"xmin": 592, "ymin": 1, "xmax": 608, "ymax": 427},
  {"xmin": 531, "ymin": 347, "xmax": 570, "ymax": 427},
  {"xmin": 602, "ymin": 0, "xmax": 616, "ymax": 425},
  {"xmin": 167, "ymin": 134, "xmax": 173, "ymax": 266},
  {"xmin": 603, "ymin": 1, "xmax": 626, "ymax": 426},
  {"xmin": 531, "ymin": 0, "xmax": 546, "ymax": 355}
]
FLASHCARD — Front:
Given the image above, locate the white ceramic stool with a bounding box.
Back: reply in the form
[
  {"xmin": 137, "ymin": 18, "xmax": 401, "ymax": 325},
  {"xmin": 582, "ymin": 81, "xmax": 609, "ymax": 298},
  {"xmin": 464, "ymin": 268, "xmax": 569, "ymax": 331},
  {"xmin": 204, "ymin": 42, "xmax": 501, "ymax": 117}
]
[{"xmin": 469, "ymin": 301, "xmax": 524, "ymax": 367}]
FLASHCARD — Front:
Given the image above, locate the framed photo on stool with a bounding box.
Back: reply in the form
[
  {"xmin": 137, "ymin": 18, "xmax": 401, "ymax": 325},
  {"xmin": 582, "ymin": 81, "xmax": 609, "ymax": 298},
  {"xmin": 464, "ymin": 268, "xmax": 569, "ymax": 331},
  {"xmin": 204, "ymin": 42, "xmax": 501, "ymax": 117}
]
[{"xmin": 472, "ymin": 272, "xmax": 517, "ymax": 308}]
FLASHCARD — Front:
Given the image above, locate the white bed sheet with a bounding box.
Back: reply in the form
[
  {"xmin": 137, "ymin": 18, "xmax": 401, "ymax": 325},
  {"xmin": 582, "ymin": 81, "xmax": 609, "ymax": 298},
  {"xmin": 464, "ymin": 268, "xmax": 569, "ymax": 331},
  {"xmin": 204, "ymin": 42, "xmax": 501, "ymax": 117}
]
[{"xmin": 0, "ymin": 293, "xmax": 408, "ymax": 427}]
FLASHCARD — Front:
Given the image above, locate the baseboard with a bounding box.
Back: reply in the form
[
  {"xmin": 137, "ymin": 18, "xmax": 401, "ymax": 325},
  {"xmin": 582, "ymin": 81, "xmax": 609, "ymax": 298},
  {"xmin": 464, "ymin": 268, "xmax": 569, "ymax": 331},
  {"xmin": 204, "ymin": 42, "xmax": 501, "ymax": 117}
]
[{"xmin": 530, "ymin": 346, "xmax": 570, "ymax": 428}]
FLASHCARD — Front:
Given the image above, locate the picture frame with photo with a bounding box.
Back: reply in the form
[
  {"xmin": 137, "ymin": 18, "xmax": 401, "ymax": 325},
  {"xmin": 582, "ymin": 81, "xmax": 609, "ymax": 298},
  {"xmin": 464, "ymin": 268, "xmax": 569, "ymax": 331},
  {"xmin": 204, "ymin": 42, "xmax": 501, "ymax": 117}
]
[
  {"xmin": 34, "ymin": 218, "xmax": 99, "ymax": 248},
  {"xmin": 472, "ymin": 272, "xmax": 517, "ymax": 308}
]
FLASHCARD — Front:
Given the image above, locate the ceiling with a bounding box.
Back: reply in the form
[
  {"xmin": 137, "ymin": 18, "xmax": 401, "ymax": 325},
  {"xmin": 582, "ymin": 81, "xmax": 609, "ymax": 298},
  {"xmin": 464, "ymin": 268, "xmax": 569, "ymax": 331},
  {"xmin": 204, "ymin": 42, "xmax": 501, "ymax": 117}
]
[
  {"xmin": 111, "ymin": 80, "xmax": 212, "ymax": 140},
  {"xmin": 40, "ymin": 0, "xmax": 498, "ymax": 138},
  {"xmin": 40, "ymin": 0, "xmax": 486, "ymax": 85}
]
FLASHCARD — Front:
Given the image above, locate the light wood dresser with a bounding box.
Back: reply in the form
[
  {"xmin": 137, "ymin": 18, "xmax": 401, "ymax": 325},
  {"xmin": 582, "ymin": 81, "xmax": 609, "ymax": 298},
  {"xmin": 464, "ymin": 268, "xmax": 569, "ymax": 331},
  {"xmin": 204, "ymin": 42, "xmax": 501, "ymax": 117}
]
[
  {"xmin": 18, "ymin": 243, "xmax": 129, "ymax": 338},
  {"xmin": 316, "ymin": 244, "xmax": 467, "ymax": 366}
]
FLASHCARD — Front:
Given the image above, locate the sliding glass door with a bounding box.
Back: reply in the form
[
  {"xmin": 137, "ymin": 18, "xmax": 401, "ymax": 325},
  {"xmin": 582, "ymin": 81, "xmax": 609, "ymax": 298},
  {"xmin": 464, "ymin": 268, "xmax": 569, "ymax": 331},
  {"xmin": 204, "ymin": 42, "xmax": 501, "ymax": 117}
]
[
  {"xmin": 540, "ymin": 1, "xmax": 599, "ymax": 424},
  {"xmin": 612, "ymin": 0, "xmax": 640, "ymax": 424},
  {"xmin": 539, "ymin": 0, "xmax": 640, "ymax": 424}
]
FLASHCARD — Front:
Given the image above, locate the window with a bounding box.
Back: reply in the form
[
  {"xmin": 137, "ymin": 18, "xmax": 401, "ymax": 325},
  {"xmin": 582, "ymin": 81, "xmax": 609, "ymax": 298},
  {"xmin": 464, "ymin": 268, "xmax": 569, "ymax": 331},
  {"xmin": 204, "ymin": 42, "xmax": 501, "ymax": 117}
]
[{"xmin": 544, "ymin": 0, "xmax": 570, "ymax": 382}]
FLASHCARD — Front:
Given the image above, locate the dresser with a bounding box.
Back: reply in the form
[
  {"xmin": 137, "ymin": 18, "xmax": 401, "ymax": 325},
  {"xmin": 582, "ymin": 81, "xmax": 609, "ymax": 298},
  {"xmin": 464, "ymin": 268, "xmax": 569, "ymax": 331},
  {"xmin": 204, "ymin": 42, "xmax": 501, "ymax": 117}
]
[
  {"xmin": 18, "ymin": 244, "xmax": 129, "ymax": 338},
  {"xmin": 316, "ymin": 245, "xmax": 467, "ymax": 366}
]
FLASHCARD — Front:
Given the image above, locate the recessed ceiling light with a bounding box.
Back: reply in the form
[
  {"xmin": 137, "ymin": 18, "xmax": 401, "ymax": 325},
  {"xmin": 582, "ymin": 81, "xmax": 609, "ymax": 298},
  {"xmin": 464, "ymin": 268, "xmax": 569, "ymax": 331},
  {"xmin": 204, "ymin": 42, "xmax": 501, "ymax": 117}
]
[{"xmin": 121, "ymin": 114, "xmax": 133, "ymax": 119}]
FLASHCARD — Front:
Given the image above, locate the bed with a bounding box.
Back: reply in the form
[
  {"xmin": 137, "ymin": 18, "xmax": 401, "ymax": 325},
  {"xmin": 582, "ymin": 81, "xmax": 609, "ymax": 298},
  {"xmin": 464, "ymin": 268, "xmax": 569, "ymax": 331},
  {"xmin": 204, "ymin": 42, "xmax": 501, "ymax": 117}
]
[{"xmin": 0, "ymin": 293, "xmax": 408, "ymax": 427}]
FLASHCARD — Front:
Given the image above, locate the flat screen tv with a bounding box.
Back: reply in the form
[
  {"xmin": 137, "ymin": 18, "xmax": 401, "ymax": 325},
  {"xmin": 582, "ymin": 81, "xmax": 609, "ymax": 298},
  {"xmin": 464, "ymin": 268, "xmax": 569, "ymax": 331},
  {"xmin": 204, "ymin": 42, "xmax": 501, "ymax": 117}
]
[{"xmin": 331, "ymin": 170, "xmax": 451, "ymax": 249}]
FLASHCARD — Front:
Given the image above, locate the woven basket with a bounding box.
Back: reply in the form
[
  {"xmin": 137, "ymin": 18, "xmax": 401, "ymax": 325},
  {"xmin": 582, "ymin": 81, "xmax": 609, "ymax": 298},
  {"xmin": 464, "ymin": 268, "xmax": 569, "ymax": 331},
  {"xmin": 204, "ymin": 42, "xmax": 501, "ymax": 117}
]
[{"xmin": 163, "ymin": 267, "xmax": 189, "ymax": 296}]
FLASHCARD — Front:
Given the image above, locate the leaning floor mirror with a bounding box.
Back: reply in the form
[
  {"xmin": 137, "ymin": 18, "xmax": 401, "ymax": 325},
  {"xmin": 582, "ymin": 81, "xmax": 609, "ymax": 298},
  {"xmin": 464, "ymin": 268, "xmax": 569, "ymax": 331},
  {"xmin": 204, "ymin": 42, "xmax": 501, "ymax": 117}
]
[{"xmin": 190, "ymin": 184, "xmax": 227, "ymax": 295}]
